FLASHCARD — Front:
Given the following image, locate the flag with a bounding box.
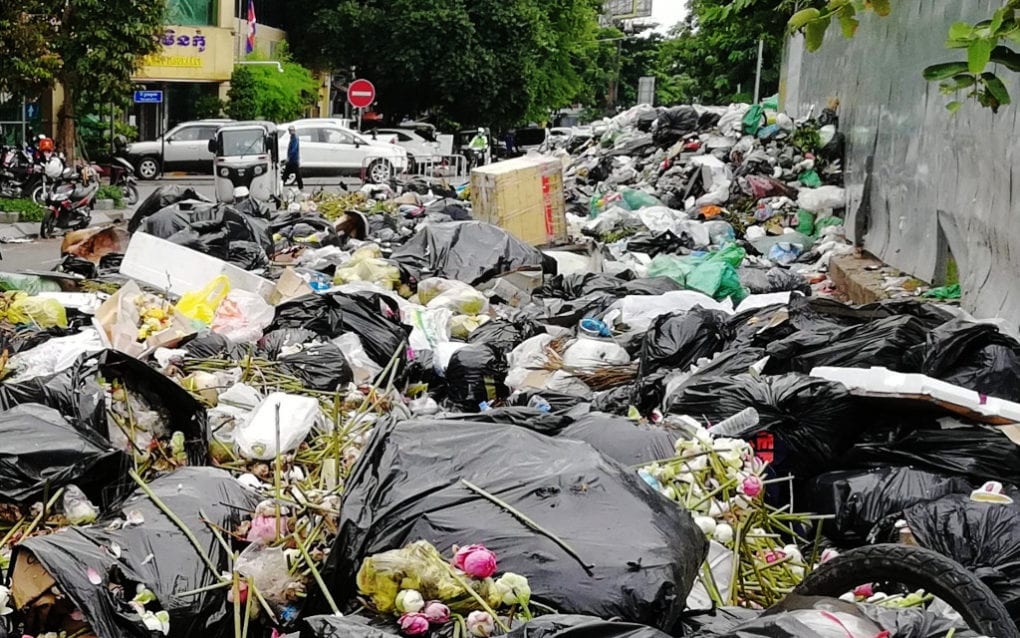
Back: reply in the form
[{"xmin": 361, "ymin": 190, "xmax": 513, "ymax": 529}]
[{"xmin": 245, "ymin": 0, "xmax": 256, "ymax": 54}]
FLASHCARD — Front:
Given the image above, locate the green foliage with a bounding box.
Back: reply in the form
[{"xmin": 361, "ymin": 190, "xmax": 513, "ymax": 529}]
[
  {"xmin": 285, "ymin": 0, "xmax": 601, "ymax": 128},
  {"xmin": 0, "ymin": 2, "xmax": 61, "ymax": 97},
  {"xmin": 77, "ymin": 113, "xmax": 138, "ymax": 162},
  {"xmin": 194, "ymin": 95, "xmax": 226, "ymax": 119},
  {"xmin": 791, "ymin": 0, "xmax": 1020, "ymax": 113},
  {"xmin": 0, "ymin": 198, "xmax": 46, "ymax": 222},
  {"xmin": 227, "ymin": 52, "xmax": 319, "ymax": 122},
  {"xmin": 95, "ymin": 185, "xmax": 125, "ymax": 208},
  {"xmin": 653, "ymin": 0, "xmax": 795, "ymax": 106}
]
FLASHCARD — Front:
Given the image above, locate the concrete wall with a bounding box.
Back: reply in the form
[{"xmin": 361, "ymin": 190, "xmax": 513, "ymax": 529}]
[{"xmin": 781, "ymin": 0, "xmax": 1020, "ymax": 325}]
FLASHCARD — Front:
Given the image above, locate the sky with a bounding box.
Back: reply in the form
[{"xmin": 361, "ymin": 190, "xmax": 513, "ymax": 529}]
[{"xmin": 650, "ymin": 1, "xmax": 688, "ymax": 33}]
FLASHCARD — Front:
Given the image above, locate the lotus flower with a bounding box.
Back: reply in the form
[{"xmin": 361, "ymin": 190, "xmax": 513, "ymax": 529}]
[
  {"xmin": 398, "ymin": 612, "xmax": 430, "ymax": 636},
  {"xmin": 467, "ymin": 611, "xmax": 495, "ymax": 637},
  {"xmin": 739, "ymin": 474, "xmax": 763, "ymax": 499},
  {"xmin": 494, "ymin": 572, "xmax": 531, "ymax": 605},
  {"xmin": 422, "ymin": 601, "xmax": 451, "ymax": 625},
  {"xmin": 395, "ymin": 589, "xmax": 425, "ymax": 614},
  {"xmin": 452, "ymin": 545, "xmax": 498, "ymax": 579}
]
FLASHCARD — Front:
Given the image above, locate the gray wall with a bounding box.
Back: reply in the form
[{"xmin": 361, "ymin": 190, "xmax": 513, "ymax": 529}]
[{"xmin": 781, "ymin": 0, "xmax": 1020, "ymax": 324}]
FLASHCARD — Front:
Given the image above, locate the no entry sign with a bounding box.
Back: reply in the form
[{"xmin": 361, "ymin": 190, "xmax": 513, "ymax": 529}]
[{"xmin": 347, "ymin": 79, "xmax": 376, "ymax": 109}]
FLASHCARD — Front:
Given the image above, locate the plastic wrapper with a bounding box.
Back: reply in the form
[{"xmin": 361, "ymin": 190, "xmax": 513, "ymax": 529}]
[
  {"xmin": 334, "ymin": 246, "xmax": 401, "ymax": 290},
  {"xmin": 0, "ymin": 292, "xmax": 68, "ymax": 328},
  {"xmin": 322, "ymin": 418, "xmax": 708, "ymax": 630},
  {"xmin": 391, "ymin": 221, "xmax": 553, "ymax": 285},
  {"xmin": 210, "ymin": 289, "xmax": 275, "ymax": 343},
  {"xmin": 0, "ymin": 404, "xmax": 129, "ymax": 506},
  {"xmin": 805, "ymin": 467, "xmax": 971, "ymax": 543},
  {"xmin": 921, "ymin": 320, "xmax": 1020, "ymax": 402},
  {"xmin": 13, "ymin": 467, "xmax": 258, "ymax": 638},
  {"xmin": 904, "ymin": 494, "xmax": 1020, "ymax": 622},
  {"xmin": 667, "ymin": 373, "xmax": 857, "ymax": 477}
]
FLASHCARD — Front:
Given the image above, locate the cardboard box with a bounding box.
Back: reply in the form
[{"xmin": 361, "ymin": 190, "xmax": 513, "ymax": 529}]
[
  {"xmin": 120, "ymin": 232, "xmax": 275, "ymax": 301},
  {"xmin": 470, "ymin": 156, "xmax": 567, "ymax": 246},
  {"xmin": 95, "ymin": 280, "xmax": 195, "ymax": 358},
  {"xmin": 270, "ymin": 267, "xmax": 314, "ymax": 306}
]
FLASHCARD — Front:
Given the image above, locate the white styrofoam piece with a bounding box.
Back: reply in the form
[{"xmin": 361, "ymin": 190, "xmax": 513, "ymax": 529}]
[
  {"xmin": 120, "ymin": 232, "xmax": 275, "ymax": 300},
  {"xmin": 810, "ymin": 366, "xmax": 1020, "ymax": 423}
]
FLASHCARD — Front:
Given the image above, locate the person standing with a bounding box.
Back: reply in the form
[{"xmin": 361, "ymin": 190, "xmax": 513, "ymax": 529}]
[{"xmin": 283, "ymin": 125, "xmax": 304, "ymax": 190}]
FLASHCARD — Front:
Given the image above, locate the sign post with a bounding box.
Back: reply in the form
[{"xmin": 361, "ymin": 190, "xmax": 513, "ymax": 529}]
[
  {"xmin": 134, "ymin": 90, "xmax": 166, "ymax": 177},
  {"xmin": 347, "ymin": 79, "xmax": 376, "ymax": 132}
]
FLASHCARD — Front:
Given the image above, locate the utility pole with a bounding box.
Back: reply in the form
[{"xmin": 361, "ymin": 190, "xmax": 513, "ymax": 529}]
[{"xmin": 753, "ymin": 38, "xmax": 764, "ymax": 104}]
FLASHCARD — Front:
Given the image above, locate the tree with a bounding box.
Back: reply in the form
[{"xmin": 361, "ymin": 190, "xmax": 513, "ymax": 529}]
[
  {"xmin": 285, "ymin": 0, "xmax": 601, "ymax": 128},
  {"xmin": 2, "ymin": 1, "xmax": 165, "ymax": 159},
  {"xmin": 226, "ymin": 51, "xmax": 319, "ymax": 122}
]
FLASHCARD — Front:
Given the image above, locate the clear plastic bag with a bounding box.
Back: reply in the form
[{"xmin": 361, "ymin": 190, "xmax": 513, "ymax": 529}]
[{"xmin": 211, "ymin": 289, "xmax": 275, "ymax": 343}]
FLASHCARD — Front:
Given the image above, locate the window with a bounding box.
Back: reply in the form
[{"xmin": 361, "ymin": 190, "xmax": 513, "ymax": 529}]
[
  {"xmin": 167, "ymin": 0, "xmax": 215, "ymax": 26},
  {"xmin": 170, "ymin": 126, "xmax": 203, "ymax": 141},
  {"xmin": 323, "ymin": 128, "xmax": 355, "ymax": 145},
  {"xmin": 295, "ymin": 128, "xmax": 316, "ymax": 143},
  {"xmin": 221, "ymin": 130, "xmax": 266, "ymax": 156}
]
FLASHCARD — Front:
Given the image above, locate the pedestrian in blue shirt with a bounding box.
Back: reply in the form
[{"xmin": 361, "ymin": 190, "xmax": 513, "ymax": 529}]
[{"xmin": 283, "ymin": 125, "xmax": 303, "ymax": 190}]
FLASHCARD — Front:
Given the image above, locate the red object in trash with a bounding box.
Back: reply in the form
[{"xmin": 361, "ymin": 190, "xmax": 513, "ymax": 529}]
[{"xmin": 753, "ymin": 432, "xmax": 775, "ymax": 464}]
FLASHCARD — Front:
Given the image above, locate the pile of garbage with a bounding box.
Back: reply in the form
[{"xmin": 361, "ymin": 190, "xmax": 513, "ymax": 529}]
[{"xmin": 0, "ymin": 98, "xmax": 1017, "ymax": 638}]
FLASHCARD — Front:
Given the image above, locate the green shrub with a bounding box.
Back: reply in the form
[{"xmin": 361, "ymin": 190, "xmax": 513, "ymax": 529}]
[
  {"xmin": 95, "ymin": 185, "xmax": 125, "ymax": 208},
  {"xmin": 0, "ymin": 198, "xmax": 46, "ymax": 222}
]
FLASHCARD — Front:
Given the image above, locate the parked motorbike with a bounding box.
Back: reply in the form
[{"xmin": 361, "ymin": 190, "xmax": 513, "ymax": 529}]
[{"xmin": 39, "ymin": 166, "xmax": 99, "ymax": 238}]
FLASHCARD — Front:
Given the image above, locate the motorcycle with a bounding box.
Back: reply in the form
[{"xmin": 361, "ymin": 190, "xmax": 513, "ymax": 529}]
[
  {"xmin": 109, "ymin": 156, "xmax": 139, "ymax": 205},
  {"xmin": 0, "ymin": 141, "xmax": 64, "ymax": 203},
  {"xmin": 39, "ymin": 167, "xmax": 99, "ymax": 238},
  {"xmin": 464, "ymin": 147, "xmax": 489, "ymax": 171}
]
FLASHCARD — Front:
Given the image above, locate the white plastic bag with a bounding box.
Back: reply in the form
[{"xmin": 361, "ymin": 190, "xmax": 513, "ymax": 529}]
[
  {"xmin": 333, "ymin": 333, "xmax": 383, "ymax": 384},
  {"xmin": 404, "ymin": 306, "xmax": 453, "ymax": 352},
  {"xmin": 6, "ymin": 329, "xmax": 104, "ymax": 383},
  {"xmin": 616, "ymin": 291, "xmax": 734, "ymax": 332},
  {"xmin": 211, "ymin": 290, "xmax": 275, "ymax": 343},
  {"xmin": 561, "ymin": 336, "xmax": 630, "ymax": 368},
  {"xmin": 235, "ymin": 392, "xmax": 324, "ymax": 460},
  {"xmin": 797, "ymin": 185, "xmax": 846, "ymax": 213}
]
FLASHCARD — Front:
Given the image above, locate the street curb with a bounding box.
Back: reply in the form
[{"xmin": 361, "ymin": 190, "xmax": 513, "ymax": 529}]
[
  {"xmin": 829, "ymin": 253, "xmax": 893, "ymax": 304},
  {"xmin": 0, "ymin": 209, "xmax": 130, "ymax": 243}
]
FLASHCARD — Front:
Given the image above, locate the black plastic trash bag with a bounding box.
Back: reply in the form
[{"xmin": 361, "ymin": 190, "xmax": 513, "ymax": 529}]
[
  {"xmin": 466, "ymin": 318, "xmax": 542, "ymax": 352},
  {"xmin": 278, "ymin": 343, "xmax": 353, "ymax": 391},
  {"xmin": 904, "ymin": 494, "xmax": 1020, "ymax": 622},
  {"xmin": 620, "ymin": 277, "xmax": 686, "ymax": 296},
  {"xmin": 390, "ymin": 221, "xmax": 553, "ymax": 285},
  {"xmin": 140, "ymin": 203, "xmax": 273, "ymax": 268},
  {"xmin": 653, "ymin": 106, "xmax": 699, "ymax": 149},
  {"xmin": 269, "ymin": 292, "xmax": 408, "ymax": 368},
  {"xmin": 667, "ymin": 373, "xmax": 857, "ymax": 477},
  {"xmin": 12, "ymin": 467, "xmax": 258, "ymax": 638},
  {"xmin": 302, "ymin": 614, "xmax": 401, "ymax": 638},
  {"xmin": 539, "ymin": 273, "xmax": 627, "ymax": 299},
  {"xmin": 921, "ymin": 320, "xmax": 1020, "ymax": 402},
  {"xmin": 805, "ymin": 467, "xmax": 971, "ymax": 543},
  {"xmin": 638, "ymin": 308, "xmax": 731, "ymax": 378},
  {"xmin": 323, "ymin": 418, "xmax": 708, "ymax": 630},
  {"xmin": 0, "ymin": 404, "xmax": 129, "ymax": 507},
  {"xmin": 845, "ymin": 420, "xmax": 1020, "ymax": 485},
  {"xmin": 738, "ymin": 267, "xmax": 811, "ymax": 295},
  {"xmin": 764, "ymin": 314, "xmax": 929, "ymax": 374},
  {"xmin": 446, "ymin": 406, "xmax": 574, "ymax": 435},
  {"xmin": 128, "ymin": 185, "xmax": 211, "ymax": 233},
  {"xmin": 505, "ymin": 615, "xmax": 672, "ymax": 638},
  {"xmin": 182, "ymin": 331, "xmax": 250, "ymax": 359},
  {"xmin": 257, "ymin": 328, "xmax": 321, "ymax": 359},
  {"xmin": 560, "ymin": 412, "xmax": 677, "ymax": 466},
  {"xmin": 445, "ymin": 344, "xmax": 509, "ymax": 411}
]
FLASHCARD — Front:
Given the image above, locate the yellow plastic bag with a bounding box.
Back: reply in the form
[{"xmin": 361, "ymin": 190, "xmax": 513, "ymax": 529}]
[
  {"xmin": 1, "ymin": 292, "xmax": 67, "ymax": 328},
  {"xmin": 175, "ymin": 275, "xmax": 230, "ymax": 325}
]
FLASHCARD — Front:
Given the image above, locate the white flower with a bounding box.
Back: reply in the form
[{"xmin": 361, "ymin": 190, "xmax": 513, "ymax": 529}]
[
  {"xmin": 0, "ymin": 585, "xmax": 12, "ymax": 615},
  {"xmin": 708, "ymin": 500, "xmax": 724, "ymax": 518},
  {"xmin": 714, "ymin": 523, "xmax": 734, "ymax": 544},
  {"xmin": 693, "ymin": 428, "xmax": 713, "ymax": 445},
  {"xmin": 395, "ymin": 589, "xmax": 425, "ymax": 613},
  {"xmin": 467, "ymin": 611, "xmax": 495, "ymax": 637},
  {"xmin": 684, "ymin": 455, "xmax": 708, "ymax": 472},
  {"xmin": 693, "ymin": 516, "xmax": 717, "ymax": 536},
  {"xmin": 494, "ymin": 572, "xmax": 531, "ymax": 605},
  {"xmin": 838, "ymin": 592, "xmax": 855, "ymax": 602},
  {"xmin": 141, "ymin": 610, "xmax": 170, "ymax": 635}
]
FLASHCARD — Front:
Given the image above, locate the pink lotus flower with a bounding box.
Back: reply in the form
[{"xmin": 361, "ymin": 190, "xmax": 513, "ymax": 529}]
[
  {"xmin": 422, "ymin": 601, "xmax": 451, "ymax": 625},
  {"xmin": 763, "ymin": 550, "xmax": 786, "ymax": 564},
  {"xmin": 247, "ymin": 514, "xmax": 288, "ymax": 544},
  {"xmin": 740, "ymin": 475, "xmax": 763, "ymax": 499},
  {"xmin": 227, "ymin": 580, "xmax": 248, "ymax": 604},
  {"xmin": 820, "ymin": 548, "xmax": 840, "ymax": 563},
  {"xmin": 399, "ymin": 612, "xmax": 430, "ymax": 636},
  {"xmin": 452, "ymin": 544, "xmax": 498, "ymax": 579},
  {"xmin": 853, "ymin": 584, "xmax": 874, "ymax": 598}
]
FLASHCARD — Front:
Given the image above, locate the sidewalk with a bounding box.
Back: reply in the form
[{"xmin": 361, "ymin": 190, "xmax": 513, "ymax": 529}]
[{"xmin": 0, "ymin": 208, "xmax": 131, "ymax": 242}]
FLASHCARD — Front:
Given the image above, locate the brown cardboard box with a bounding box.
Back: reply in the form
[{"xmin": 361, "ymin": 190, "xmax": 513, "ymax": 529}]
[{"xmin": 470, "ymin": 156, "xmax": 567, "ymax": 246}]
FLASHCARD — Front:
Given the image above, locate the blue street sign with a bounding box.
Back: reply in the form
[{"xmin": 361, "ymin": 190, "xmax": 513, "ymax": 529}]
[
  {"xmin": 25, "ymin": 103, "xmax": 39, "ymax": 119},
  {"xmin": 133, "ymin": 90, "xmax": 164, "ymax": 104}
]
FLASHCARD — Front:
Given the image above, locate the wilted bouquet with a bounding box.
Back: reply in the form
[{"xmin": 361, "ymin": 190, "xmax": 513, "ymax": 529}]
[
  {"xmin": 642, "ymin": 426, "xmax": 817, "ymax": 607},
  {"xmin": 357, "ymin": 540, "xmax": 533, "ymax": 636}
]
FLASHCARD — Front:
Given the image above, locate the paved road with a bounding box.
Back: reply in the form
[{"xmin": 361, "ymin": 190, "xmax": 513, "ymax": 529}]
[{"xmin": 0, "ymin": 175, "xmax": 356, "ymax": 273}]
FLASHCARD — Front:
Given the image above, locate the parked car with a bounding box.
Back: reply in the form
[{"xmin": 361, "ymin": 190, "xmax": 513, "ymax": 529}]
[
  {"xmin": 513, "ymin": 127, "xmax": 548, "ymax": 154},
  {"xmin": 278, "ymin": 121, "xmax": 408, "ymax": 183},
  {"xmin": 124, "ymin": 119, "xmax": 233, "ymax": 180},
  {"xmin": 374, "ymin": 128, "xmax": 440, "ymax": 171}
]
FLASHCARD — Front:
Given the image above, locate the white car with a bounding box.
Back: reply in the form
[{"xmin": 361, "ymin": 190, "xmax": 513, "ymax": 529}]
[
  {"xmin": 279, "ymin": 121, "xmax": 408, "ymax": 183},
  {"xmin": 374, "ymin": 128, "xmax": 440, "ymax": 170}
]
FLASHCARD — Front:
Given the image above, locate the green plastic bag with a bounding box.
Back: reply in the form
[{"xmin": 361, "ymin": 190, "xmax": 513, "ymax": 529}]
[
  {"xmin": 743, "ymin": 104, "xmax": 765, "ymax": 135},
  {"xmin": 798, "ymin": 170, "xmax": 822, "ymax": 188},
  {"xmin": 647, "ymin": 254, "xmax": 697, "ymax": 285},
  {"xmin": 762, "ymin": 94, "xmax": 779, "ymax": 111},
  {"xmin": 923, "ymin": 283, "xmax": 962, "ymax": 300},
  {"xmin": 814, "ymin": 215, "xmax": 845, "ymax": 235},
  {"xmin": 648, "ymin": 251, "xmax": 748, "ymax": 303},
  {"xmin": 796, "ymin": 209, "xmax": 816, "ymax": 236},
  {"xmin": 621, "ymin": 188, "xmax": 661, "ymax": 211},
  {"xmin": 707, "ymin": 243, "xmax": 747, "ymax": 268}
]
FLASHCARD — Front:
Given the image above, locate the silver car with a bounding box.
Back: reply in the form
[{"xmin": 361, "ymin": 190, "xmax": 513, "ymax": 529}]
[
  {"xmin": 124, "ymin": 119, "xmax": 233, "ymax": 179},
  {"xmin": 279, "ymin": 121, "xmax": 409, "ymax": 183}
]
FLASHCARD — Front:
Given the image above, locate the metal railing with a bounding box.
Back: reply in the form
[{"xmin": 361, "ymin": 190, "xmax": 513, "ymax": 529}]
[{"xmin": 411, "ymin": 154, "xmax": 469, "ymax": 179}]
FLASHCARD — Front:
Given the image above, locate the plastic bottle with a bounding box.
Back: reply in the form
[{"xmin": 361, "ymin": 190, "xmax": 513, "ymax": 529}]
[
  {"xmin": 527, "ymin": 396, "xmax": 552, "ymax": 413},
  {"xmin": 707, "ymin": 407, "xmax": 761, "ymax": 438}
]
